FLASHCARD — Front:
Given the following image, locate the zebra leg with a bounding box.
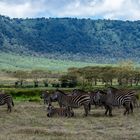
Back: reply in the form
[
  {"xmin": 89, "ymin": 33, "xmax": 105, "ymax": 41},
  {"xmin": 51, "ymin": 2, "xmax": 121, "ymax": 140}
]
[
  {"xmin": 66, "ymin": 107, "xmax": 71, "ymax": 117},
  {"xmin": 104, "ymin": 105, "xmax": 109, "ymax": 116},
  {"xmin": 7, "ymin": 103, "xmax": 12, "ymax": 112},
  {"xmin": 130, "ymin": 102, "xmax": 133, "ymax": 114},
  {"xmin": 84, "ymin": 105, "xmax": 89, "ymax": 116},
  {"xmin": 123, "ymin": 103, "xmax": 130, "ymax": 115},
  {"xmin": 108, "ymin": 106, "xmax": 113, "ymax": 116}
]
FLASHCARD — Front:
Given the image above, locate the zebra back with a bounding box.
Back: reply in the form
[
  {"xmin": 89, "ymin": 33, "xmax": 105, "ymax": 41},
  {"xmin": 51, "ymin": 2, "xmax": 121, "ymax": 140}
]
[
  {"xmin": 107, "ymin": 87, "xmax": 135, "ymax": 106},
  {"xmin": 0, "ymin": 93, "xmax": 14, "ymax": 106},
  {"xmin": 52, "ymin": 90, "xmax": 90, "ymax": 108}
]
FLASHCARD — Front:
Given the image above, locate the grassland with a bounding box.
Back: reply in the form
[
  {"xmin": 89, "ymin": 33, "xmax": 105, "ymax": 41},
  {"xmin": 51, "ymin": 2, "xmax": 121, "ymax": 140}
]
[
  {"xmin": 0, "ymin": 53, "xmax": 116, "ymax": 72},
  {"xmin": 0, "ymin": 101, "xmax": 140, "ymax": 140}
]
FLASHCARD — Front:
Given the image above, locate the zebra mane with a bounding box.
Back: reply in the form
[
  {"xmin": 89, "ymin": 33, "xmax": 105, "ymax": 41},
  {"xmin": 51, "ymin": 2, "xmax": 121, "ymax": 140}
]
[
  {"xmin": 73, "ymin": 89, "xmax": 85, "ymax": 93},
  {"xmin": 108, "ymin": 87, "xmax": 118, "ymax": 91},
  {"xmin": 56, "ymin": 89, "xmax": 67, "ymax": 95},
  {"xmin": 98, "ymin": 90, "xmax": 107, "ymax": 94},
  {"xmin": 72, "ymin": 89, "xmax": 86, "ymax": 93}
]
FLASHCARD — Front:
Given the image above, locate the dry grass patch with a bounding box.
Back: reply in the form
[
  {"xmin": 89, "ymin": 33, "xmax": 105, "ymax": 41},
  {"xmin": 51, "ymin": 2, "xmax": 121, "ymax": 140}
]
[{"xmin": 0, "ymin": 102, "xmax": 140, "ymax": 140}]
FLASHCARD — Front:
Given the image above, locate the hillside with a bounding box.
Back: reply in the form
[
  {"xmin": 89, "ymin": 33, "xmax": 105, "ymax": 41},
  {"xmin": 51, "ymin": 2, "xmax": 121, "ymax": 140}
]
[
  {"xmin": 0, "ymin": 53, "xmax": 103, "ymax": 71},
  {"xmin": 0, "ymin": 15, "xmax": 140, "ymax": 63}
]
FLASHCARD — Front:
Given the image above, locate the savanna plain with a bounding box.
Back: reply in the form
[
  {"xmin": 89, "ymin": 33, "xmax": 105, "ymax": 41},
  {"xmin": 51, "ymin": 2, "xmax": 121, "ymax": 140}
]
[{"xmin": 0, "ymin": 101, "xmax": 140, "ymax": 140}]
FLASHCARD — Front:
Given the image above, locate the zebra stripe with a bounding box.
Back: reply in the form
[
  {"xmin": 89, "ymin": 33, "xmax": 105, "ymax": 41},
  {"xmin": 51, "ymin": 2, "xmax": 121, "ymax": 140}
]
[
  {"xmin": 108, "ymin": 87, "xmax": 135, "ymax": 106},
  {"xmin": 72, "ymin": 89, "xmax": 101, "ymax": 108},
  {"xmin": 51, "ymin": 89, "xmax": 90, "ymax": 116},
  {"xmin": 0, "ymin": 93, "xmax": 14, "ymax": 112},
  {"xmin": 47, "ymin": 104, "xmax": 74, "ymax": 117},
  {"xmin": 94, "ymin": 87, "xmax": 135, "ymax": 116}
]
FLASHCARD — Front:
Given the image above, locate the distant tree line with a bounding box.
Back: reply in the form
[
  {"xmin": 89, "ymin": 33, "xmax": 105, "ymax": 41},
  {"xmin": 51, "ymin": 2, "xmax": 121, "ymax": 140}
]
[
  {"xmin": 67, "ymin": 61, "xmax": 140, "ymax": 88},
  {"xmin": 0, "ymin": 61, "xmax": 140, "ymax": 89}
]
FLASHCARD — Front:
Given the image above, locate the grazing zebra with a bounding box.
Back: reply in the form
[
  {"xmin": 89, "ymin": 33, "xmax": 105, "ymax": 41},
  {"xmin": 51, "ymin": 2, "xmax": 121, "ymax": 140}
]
[
  {"xmin": 47, "ymin": 104, "xmax": 74, "ymax": 117},
  {"xmin": 50, "ymin": 89, "xmax": 90, "ymax": 116},
  {"xmin": 40, "ymin": 91, "xmax": 52, "ymax": 104},
  {"xmin": 94, "ymin": 87, "xmax": 135, "ymax": 116},
  {"xmin": 0, "ymin": 93, "xmax": 14, "ymax": 112}
]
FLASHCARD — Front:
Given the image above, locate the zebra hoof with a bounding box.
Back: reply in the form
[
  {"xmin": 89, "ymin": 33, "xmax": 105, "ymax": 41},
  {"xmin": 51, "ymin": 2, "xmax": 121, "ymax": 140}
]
[
  {"xmin": 84, "ymin": 114, "xmax": 88, "ymax": 117},
  {"xmin": 47, "ymin": 113, "xmax": 51, "ymax": 117}
]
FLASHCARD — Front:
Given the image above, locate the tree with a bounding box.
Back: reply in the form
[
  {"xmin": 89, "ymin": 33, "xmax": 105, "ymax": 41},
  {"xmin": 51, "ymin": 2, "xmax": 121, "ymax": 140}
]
[
  {"xmin": 13, "ymin": 70, "xmax": 29, "ymax": 87},
  {"xmin": 59, "ymin": 75, "xmax": 77, "ymax": 88}
]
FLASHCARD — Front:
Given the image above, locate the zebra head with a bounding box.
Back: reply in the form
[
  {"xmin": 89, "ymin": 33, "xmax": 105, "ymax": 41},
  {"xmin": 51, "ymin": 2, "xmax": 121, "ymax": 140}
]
[
  {"xmin": 40, "ymin": 91, "xmax": 52, "ymax": 104},
  {"xmin": 50, "ymin": 90, "xmax": 61, "ymax": 101},
  {"xmin": 40, "ymin": 90, "xmax": 49, "ymax": 98},
  {"xmin": 94, "ymin": 91, "xmax": 101, "ymax": 103},
  {"xmin": 94, "ymin": 90, "xmax": 107, "ymax": 105}
]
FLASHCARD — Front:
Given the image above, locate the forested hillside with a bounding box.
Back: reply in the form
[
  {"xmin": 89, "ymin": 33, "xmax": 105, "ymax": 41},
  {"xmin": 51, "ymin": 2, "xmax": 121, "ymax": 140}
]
[{"xmin": 0, "ymin": 15, "xmax": 140, "ymax": 63}]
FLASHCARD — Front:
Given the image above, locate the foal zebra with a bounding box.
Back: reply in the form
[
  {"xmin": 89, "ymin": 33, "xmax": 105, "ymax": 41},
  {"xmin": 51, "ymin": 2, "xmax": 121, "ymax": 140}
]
[
  {"xmin": 94, "ymin": 87, "xmax": 135, "ymax": 116},
  {"xmin": 47, "ymin": 104, "xmax": 74, "ymax": 117},
  {"xmin": 50, "ymin": 89, "xmax": 90, "ymax": 116},
  {"xmin": 0, "ymin": 93, "xmax": 14, "ymax": 112}
]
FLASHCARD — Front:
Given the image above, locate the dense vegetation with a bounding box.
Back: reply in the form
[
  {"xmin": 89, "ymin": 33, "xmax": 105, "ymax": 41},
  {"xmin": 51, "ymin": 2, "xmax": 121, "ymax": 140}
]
[
  {"xmin": 1, "ymin": 61, "xmax": 140, "ymax": 89},
  {"xmin": 0, "ymin": 15, "xmax": 140, "ymax": 63}
]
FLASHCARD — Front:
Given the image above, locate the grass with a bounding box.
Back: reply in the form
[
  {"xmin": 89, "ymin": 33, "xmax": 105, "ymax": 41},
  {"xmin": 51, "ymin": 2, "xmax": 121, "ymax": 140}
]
[
  {"xmin": 0, "ymin": 101, "xmax": 140, "ymax": 140},
  {"xmin": 0, "ymin": 52, "xmax": 116, "ymax": 72}
]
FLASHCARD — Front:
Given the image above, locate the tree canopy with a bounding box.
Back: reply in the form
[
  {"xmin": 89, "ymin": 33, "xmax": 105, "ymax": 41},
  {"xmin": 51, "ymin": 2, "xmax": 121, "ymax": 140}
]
[{"xmin": 0, "ymin": 15, "xmax": 140, "ymax": 63}]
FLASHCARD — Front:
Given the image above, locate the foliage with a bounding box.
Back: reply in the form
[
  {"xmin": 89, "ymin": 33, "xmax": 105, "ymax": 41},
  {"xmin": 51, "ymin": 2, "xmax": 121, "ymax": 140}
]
[
  {"xmin": 0, "ymin": 16, "xmax": 140, "ymax": 63},
  {"xmin": 59, "ymin": 75, "xmax": 77, "ymax": 88},
  {"xmin": 67, "ymin": 64, "xmax": 140, "ymax": 88}
]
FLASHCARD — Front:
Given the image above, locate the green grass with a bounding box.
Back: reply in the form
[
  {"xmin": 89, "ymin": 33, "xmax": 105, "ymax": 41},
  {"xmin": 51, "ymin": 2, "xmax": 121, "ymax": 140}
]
[
  {"xmin": 0, "ymin": 52, "xmax": 116, "ymax": 72},
  {"xmin": 1, "ymin": 86, "xmax": 140, "ymax": 102}
]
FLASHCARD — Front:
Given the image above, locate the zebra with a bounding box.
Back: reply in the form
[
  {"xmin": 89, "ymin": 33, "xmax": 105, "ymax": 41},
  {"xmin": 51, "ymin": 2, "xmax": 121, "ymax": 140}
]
[
  {"xmin": 72, "ymin": 89, "xmax": 101, "ymax": 109},
  {"xmin": 94, "ymin": 87, "xmax": 135, "ymax": 116},
  {"xmin": 50, "ymin": 89, "xmax": 90, "ymax": 116},
  {"xmin": 40, "ymin": 91, "xmax": 52, "ymax": 104},
  {"xmin": 40, "ymin": 90, "xmax": 59, "ymax": 104},
  {"xmin": 47, "ymin": 104, "xmax": 74, "ymax": 117},
  {"xmin": 0, "ymin": 93, "xmax": 14, "ymax": 112}
]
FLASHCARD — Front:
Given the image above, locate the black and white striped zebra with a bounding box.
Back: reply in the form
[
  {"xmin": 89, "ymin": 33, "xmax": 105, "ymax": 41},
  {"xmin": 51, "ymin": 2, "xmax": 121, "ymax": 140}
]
[
  {"xmin": 72, "ymin": 89, "xmax": 100, "ymax": 109},
  {"xmin": 0, "ymin": 93, "xmax": 14, "ymax": 112},
  {"xmin": 94, "ymin": 87, "xmax": 135, "ymax": 116},
  {"xmin": 50, "ymin": 89, "xmax": 90, "ymax": 116},
  {"xmin": 47, "ymin": 104, "xmax": 74, "ymax": 117}
]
